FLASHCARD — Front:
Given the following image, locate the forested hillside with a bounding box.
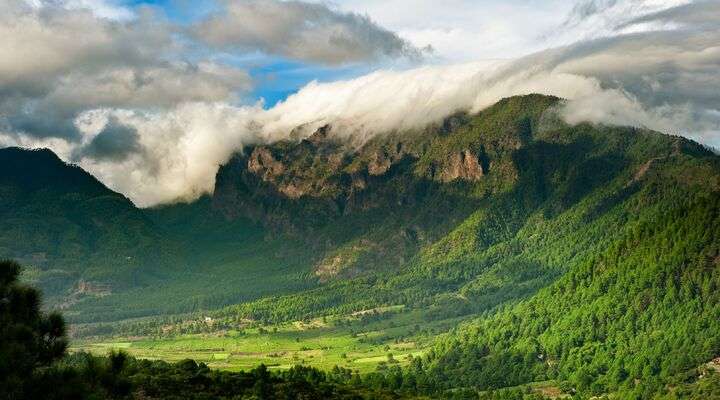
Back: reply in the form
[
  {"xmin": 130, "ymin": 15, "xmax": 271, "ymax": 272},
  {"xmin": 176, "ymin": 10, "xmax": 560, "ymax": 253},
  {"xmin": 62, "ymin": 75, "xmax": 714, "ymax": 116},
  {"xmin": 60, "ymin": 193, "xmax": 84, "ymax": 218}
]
[
  {"xmin": 0, "ymin": 148, "xmax": 184, "ymax": 305},
  {"xmin": 0, "ymin": 149, "xmax": 315, "ymax": 322},
  {"xmin": 425, "ymin": 138, "xmax": 720, "ymax": 398},
  {"xmin": 169, "ymin": 95, "xmax": 720, "ymax": 397}
]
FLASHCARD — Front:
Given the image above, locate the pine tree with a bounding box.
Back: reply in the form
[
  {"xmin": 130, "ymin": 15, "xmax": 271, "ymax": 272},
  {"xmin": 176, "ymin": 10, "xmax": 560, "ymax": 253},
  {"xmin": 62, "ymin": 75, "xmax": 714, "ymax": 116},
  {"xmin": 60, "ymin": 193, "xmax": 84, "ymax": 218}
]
[{"xmin": 0, "ymin": 260, "xmax": 68, "ymax": 399}]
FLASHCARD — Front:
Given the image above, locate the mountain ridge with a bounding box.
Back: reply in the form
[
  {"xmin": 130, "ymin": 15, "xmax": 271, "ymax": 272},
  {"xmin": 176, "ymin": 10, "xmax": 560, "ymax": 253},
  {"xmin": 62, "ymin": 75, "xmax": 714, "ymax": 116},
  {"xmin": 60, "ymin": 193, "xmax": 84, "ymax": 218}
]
[
  {"xmin": 4, "ymin": 94, "xmax": 720, "ymax": 397},
  {"xmin": 0, "ymin": 146, "xmax": 188, "ymax": 303},
  {"xmin": 2, "ymin": 94, "xmax": 717, "ymax": 324}
]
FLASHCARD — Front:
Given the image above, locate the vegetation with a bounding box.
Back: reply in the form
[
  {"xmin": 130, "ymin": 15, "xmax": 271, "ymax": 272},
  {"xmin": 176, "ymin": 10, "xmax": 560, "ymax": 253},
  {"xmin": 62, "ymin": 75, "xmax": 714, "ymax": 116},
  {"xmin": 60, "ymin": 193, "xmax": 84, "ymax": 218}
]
[
  {"xmin": 3, "ymin": 95, "xmax": 720, "ymax": 398},
  {"xmin": 1, "ymin": 260, "xmax": 67, "ymax": 399},
  {"xmin": 1, "ymin": 260, "xmax": 420, "ymax": 399},
  {"xmin": 427, "ymin": 177, "xmax": 720, "ymax": 398},
  {"xmin": 72, "ymin": 305, "xmax": 448, "ymax": 374},
  {"xmin": 0, "ymin": 148, "xmax": 322, "ymax": 323}
]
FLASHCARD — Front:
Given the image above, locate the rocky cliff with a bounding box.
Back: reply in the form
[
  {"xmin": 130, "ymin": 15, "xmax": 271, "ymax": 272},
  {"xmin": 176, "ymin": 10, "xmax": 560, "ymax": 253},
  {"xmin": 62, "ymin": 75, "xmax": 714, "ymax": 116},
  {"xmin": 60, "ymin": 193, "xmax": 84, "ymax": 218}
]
[{"xmin": 209, "ymin": 94, "xmax": 560, "ymax": 279}]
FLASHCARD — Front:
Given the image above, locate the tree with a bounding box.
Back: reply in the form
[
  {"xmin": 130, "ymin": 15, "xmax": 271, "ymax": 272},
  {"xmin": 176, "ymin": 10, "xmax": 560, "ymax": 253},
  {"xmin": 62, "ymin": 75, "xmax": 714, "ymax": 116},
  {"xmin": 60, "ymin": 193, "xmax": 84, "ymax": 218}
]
[{"xmin": 0, "ymin": 260, "xmax": 68, "ymax": 399}]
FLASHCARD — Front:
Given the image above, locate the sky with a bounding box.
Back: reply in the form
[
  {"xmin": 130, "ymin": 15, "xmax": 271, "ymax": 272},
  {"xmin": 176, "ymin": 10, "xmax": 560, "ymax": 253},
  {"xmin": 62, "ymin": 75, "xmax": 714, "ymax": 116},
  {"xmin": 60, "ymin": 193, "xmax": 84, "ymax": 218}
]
[
  {"xmin": 1, "ymin": 0, "xmax": 718, "ymax": 206},
  {"xmin": 67, "ymin": 0, "xmax": 622, "ymax": 104}
]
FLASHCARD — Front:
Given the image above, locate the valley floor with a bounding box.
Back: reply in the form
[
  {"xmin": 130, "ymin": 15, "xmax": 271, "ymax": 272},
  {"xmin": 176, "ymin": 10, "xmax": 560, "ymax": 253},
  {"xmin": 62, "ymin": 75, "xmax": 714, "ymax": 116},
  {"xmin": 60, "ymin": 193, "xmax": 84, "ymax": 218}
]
[{"xmin": 71, "ymin": 305, "xmax": 462, "ymax": 374}]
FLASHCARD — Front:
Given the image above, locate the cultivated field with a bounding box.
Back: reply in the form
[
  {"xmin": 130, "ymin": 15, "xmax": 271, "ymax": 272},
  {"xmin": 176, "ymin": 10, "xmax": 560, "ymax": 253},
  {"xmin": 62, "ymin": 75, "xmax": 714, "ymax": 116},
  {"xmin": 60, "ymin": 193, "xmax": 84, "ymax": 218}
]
[{"xmin": 72, "ymin": 305, "xmax": 466, "ymax": 374}]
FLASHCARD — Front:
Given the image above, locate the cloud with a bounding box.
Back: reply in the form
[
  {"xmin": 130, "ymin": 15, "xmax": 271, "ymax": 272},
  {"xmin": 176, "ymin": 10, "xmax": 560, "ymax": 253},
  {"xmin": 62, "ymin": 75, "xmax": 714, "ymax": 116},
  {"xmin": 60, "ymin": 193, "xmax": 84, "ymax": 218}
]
[
  {"xmin": 0, "ymin": 0, "xmax": 251, "ymax": 141},
  {"xmin": 70, "ymin": 103, "xmax": 265, "ymax": 206},
  {"xmin": 257, "ymin": 0, "xmax": 720, "ymax": 147},
  {"xmin": 618, "ymin": 0, "xmax": 720, "ymax": 28},
  {"xmin": 319, "ymin": 0, "xmax": 571, "ymax": 62},
  {"xmin": 556, "ymin": 0, "xmax": 691, "ymax": 39},
  {"xmin": 37, "ymin": 0, "xmax": 135, "ymax": 20},
  {"xmin": 1, "ymin": 0, "xmax": 719, "ymax": 206},
  {"xmin": 75, "ymin": 116, "xmax": 140, "ymax": 161},
  {"xmin": 0, "ymin": 1, "xmax": 168, "ymax": 92},
  {"xmin": 259, "ymin": 62, "xmax": 498, "ymax": 142},
  {"xmin": 193, "ymin": 0, "xmax": 427, "ymax": 64},
  {"xmin": 548, "ymin": 1, "xmax": 720, "ymax": 139}
]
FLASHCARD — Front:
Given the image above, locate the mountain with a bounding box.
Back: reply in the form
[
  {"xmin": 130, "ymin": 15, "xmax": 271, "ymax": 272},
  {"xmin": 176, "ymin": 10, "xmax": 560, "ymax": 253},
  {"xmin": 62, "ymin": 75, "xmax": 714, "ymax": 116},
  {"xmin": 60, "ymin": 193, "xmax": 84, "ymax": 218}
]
[
  {"xmin": 197, "ymin": 93, "xmax": 718, "ymax": 327},
  {"xmin": 205, "ymin": 94, "xmax": 720, "ymax": 398},
  {"xmin": 211, "ymin": 95, "xmax": 561, "ymax": 282},
  {"xmin": 422, "ymin": 129, "xmax": 720, "ymax": 397},
  {"xmin": 155, "ymin": 94, "xmax": 720, "ymax": 397},
  {"xmin": 0, "ymin": 147, "xmax": 183, "ymax": 304},
  {"xmin": 0, "ymin": 148, "xmax": 316, "ymax": 322},
  {"xmin": 3, "ymin": 94, "xmax": 720, "ymax": 397}
]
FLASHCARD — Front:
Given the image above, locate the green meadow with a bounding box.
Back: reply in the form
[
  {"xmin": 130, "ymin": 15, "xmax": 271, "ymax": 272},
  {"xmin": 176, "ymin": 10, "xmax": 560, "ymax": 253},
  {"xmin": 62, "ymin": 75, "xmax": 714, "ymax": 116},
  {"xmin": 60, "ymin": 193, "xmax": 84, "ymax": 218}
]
[{"xmin": 72, "ymin": 305, "xmax": 465, "ymax": 374}]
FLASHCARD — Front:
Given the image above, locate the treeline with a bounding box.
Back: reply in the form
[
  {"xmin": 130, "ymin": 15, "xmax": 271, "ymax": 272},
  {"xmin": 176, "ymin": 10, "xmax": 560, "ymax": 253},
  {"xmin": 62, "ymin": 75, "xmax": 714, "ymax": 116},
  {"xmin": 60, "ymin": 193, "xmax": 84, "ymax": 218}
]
[
  {"xmin": 2, "ymin": 259, "xmax": 414, "ymax": 399},
  {"xmin": 51, "ymin": 352, "xmax": 413, "ymax": 400}
]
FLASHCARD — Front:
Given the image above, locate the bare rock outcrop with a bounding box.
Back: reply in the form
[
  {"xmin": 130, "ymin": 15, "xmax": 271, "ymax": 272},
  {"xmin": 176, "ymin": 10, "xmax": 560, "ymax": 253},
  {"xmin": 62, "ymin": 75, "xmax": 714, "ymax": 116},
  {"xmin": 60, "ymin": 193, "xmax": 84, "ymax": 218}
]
[
  {"xmin": 368, "ymin": 151, "xmax": 392, "ymax": 176},
  {"xmin": 248, "ymin": 147, "xmax": 285, "ymax": 181},
  {"xmin": 437, "ymin": 150, "xmax": 484, "ymax": 182}
]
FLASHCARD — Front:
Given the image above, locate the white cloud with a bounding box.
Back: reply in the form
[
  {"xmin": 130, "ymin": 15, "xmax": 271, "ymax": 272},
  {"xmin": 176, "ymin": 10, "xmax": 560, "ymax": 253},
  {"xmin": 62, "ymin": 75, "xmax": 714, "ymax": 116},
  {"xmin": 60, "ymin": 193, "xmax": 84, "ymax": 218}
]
[
  {"xmin": 330, "ymin": 0, "xmax": 694, "ymax": 62},
  {"xmin": 62, "ymin": 64, "xmax": 492, "ymax": 205},
  {"xmin": 323, "ymin": 0, "xmax": 568, "ymax": 62},
  {"xmin": 69, "ymin": 103, "xmax": 265, "ymax": 205},
  {"xmin": 555, "ymin": 0, "xmax": 692, "ymax": 39},
  {"xmin": 53, "ymin": 0, "xmax": 134, "ymax": 20},
  {"xmin": 0, "ymin": 0, "xmax": 251, "ymax": 141},
  {"xmin": 22, "ymin": 0, "xmax": 134, "ymax": 19},
  {"xmin": 193, "ymin": 0, "xmax": 426, "ymax": 64}
]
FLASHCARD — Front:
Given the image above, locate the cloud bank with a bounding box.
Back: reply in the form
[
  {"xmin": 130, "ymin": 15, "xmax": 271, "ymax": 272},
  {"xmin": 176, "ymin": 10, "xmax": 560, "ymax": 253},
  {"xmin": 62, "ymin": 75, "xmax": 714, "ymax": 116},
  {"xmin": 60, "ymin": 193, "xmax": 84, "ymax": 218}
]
[
  {"xmin": 0, "ymin": 0, "xmax": 251, "ymax": 142},
  {"xmin": 1, "ymin": 0, "xmax": 718, "ymax": 206},
  {"xmin": 194, "ymin": 0, "xmax": 427, "ymax": 64}
]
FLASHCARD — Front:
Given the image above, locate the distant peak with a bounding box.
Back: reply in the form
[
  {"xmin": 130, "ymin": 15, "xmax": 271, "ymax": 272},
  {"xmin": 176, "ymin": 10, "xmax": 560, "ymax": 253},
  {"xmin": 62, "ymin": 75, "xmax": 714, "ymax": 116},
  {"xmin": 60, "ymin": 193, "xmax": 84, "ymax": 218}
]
[{"xmin": 0, "ymin": 146, "xmax": 62, "ymax": 160}]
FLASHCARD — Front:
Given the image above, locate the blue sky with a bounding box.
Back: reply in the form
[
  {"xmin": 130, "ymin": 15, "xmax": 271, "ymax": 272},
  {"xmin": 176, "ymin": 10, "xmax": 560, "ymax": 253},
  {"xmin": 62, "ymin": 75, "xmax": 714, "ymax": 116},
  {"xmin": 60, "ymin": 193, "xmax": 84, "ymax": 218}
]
[
  {"xmin": 112, "ymin": 0, "xmax": 392, "ymax": 107},
  {"xmin": 124, "ymin": 0, "xmax": 218, "ymax": 22},
  {"xmin": 245, "ymin": 59, "xmax": 373, "ymax": 107}
]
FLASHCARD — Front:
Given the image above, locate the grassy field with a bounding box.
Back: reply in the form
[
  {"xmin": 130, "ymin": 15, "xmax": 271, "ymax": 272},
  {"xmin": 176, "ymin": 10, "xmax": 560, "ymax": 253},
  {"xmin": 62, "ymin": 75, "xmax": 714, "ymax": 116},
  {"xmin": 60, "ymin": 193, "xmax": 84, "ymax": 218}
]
[{"xmin": 72, "ymin": 305, "xmax": 466, "ymax": 374}]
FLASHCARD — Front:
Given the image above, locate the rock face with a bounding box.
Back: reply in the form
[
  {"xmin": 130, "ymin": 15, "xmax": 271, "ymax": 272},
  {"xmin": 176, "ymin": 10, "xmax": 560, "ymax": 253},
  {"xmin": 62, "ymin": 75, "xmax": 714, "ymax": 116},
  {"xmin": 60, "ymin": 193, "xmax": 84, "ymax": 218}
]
[
  {"xmin": 243, "ymin": 129, "xmax": 343, "ymax": 199},
  {"xmin": 248, "ymin": 148, "xmax": 285, "ymax": 181},
  {"xmin": 247, "ymin": 146, "xmax": 313, "ymax": 199},
  {"xmin": 211, "ymin": 108, "xmax": 522, "ymax": 232},
  {"xmin": 368, "ymin": 151, "xmax": 392, "ymax": 176},
  {"xmin": 210, "ymin": 95, "xmax": 561, "ymax": 278},
  {"xmin": 437, "ymin": 150, "xmax": 485, "ymax": 182},
  {"xmin": 277, "ymin": 182, "xmax": 310, "ymax": 199}
]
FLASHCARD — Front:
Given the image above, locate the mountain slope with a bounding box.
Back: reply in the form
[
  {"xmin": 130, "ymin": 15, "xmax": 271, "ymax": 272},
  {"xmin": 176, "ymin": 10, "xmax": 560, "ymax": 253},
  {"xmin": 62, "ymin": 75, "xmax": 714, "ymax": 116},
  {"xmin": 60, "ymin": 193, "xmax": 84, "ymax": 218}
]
[
  {"xmin": 198, "ymin": 96, "xmax": 710, "ymax": 325},
  {"xmin": 0, "ymin": 148, "xmax": 320, "ymax": 322},
  {"xmin": 6, "ymin": 95, "xmax": 720, "ymax": 345},
  {"xmin": 201, "ymin": 95, "xmax": 720, "ymax": 398},
  {"xmin": 69, "ymin": 95, "xmax": 717, "ymax": 337},
  {"xmin": 426, "ymin": 142, "xmax": 720, "ymax": 397},
  {"xmin": 5, "ymin": 94, "xmax": 720, "ymax": 397},
  {"xmin": 211, "ymin": 95, "xmax": 560, "ymax": 282},
  {"xmin": 0, "ymin": 148, "xmax": 182, "ymax": 301}
]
